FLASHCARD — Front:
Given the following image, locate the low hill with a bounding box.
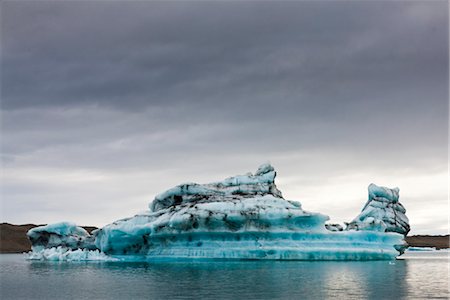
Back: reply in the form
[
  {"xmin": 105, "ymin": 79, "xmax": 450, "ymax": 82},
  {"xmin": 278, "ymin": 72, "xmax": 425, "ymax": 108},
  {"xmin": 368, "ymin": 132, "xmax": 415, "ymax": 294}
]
[{"xmin": 405, "ymin": 235, "xmax": 449, "ymax": 250}]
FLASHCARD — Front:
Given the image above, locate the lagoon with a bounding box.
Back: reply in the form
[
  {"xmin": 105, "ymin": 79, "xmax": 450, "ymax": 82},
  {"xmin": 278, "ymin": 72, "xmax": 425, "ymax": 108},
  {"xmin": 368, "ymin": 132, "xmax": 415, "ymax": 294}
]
[{"xmin": 0, "ymin": 251, "xmax": 448, "ymax": 299}]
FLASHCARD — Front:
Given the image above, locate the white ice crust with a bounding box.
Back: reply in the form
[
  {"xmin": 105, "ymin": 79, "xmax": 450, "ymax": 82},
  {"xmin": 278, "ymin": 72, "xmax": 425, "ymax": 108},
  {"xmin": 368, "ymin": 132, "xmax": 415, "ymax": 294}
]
[
  {"xmin": 27, "ymin": 164, "xmax": 409, "ymax": 261},
  {"xmin": 27, "ymin": 247, "xmax": 117, "ymax": 261}
]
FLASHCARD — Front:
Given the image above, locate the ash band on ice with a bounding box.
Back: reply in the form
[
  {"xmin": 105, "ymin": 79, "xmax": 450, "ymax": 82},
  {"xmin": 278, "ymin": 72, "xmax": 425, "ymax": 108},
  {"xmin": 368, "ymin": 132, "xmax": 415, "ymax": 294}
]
[{"xmin": 27, "ymin": 164, "xmax": 410, "ymax": 261}]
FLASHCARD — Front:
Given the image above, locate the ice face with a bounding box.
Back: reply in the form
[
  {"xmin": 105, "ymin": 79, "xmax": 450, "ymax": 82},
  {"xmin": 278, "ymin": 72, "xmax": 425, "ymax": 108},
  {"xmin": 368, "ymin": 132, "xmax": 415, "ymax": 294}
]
[
  {"xmin": 346, "ymin": 184, "xmax": 410, "ymax": 236},
  {"xmin": 27, "ymin": 164, "xmax": 410, "ymax": 261},
  {"xmin": 95, "ymin": 194, "xmax": 330, "ymax": 255}
]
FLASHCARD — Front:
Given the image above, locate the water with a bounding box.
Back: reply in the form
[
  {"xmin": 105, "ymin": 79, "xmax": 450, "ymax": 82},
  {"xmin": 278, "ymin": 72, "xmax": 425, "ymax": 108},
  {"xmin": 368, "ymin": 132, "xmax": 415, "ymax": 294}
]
[{"xmin": 1, "ymin": 251, "xmax": 448, "ymax": 299}]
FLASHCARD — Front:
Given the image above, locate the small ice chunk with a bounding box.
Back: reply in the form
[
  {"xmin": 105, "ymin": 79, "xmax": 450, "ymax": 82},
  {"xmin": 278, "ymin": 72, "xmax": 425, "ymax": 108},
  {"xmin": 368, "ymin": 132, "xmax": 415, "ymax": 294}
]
[{"xmin": 27, "ymin": 222, "xmax": 97, "ymax": 250}]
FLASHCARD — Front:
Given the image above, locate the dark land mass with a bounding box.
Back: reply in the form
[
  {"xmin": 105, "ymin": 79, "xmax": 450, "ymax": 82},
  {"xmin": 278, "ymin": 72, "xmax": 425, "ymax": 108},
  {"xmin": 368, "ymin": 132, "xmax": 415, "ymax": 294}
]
[
  {"xmin": 405, "ymin": 235, "xmax": 450, "ymax": 250},
  {"xmin": 0, "ymin": 223, "xmax": 448, "ymax": 253}
]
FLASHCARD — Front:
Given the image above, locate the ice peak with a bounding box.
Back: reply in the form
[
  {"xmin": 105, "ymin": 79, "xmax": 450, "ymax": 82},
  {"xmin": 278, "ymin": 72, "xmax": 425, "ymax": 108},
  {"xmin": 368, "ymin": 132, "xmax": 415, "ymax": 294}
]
[
  {"xmin": 255, "ymin": 163, "xmax": 275, "ymax": 176},
  {"xmin": 149, "ymin": 164, "xmax": 283, "ymax": 212},
  {"xmin": 347, "ymin": 183, "xmax": 410, "ymax": 236},
  {"xmin": 368, "ymin": 183, "xmax": 399, "ymax": 202}
]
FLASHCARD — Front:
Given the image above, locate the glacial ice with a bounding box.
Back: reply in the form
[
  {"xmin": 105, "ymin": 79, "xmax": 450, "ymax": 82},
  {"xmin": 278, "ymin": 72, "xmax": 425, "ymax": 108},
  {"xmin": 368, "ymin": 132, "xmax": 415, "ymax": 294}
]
[
  {"xmin": 28, "ymin": 247, "xmax": 117, "ymax": 261},
  {"xmin": 27, "ymin": 222, "xmax": 96, "ymax": 251},
  {"xmin": 27, "ymin": 164, "xmax": 409, "ymax": 261},
  {"xmin": 346, "ymin": 184, "xmax": 410, "ymax": 235},
  {"xmin": 325, "ymin": 223, "xmax": 344, "ymax": 232}
]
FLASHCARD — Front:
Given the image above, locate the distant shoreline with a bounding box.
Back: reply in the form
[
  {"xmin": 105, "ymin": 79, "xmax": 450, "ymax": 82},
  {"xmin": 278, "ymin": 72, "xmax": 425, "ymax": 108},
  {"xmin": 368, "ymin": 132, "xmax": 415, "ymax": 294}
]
[{"xmin": 1, "ymin": 222, "xmax": 448, "ymax": 254}]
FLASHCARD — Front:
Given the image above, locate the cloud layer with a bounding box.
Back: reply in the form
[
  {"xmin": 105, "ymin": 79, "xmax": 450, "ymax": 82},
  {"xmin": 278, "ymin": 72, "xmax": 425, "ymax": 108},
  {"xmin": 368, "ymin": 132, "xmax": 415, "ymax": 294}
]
[{"xmin": 1, "ymin": 1, "xmax": 448, "ymax": 234}]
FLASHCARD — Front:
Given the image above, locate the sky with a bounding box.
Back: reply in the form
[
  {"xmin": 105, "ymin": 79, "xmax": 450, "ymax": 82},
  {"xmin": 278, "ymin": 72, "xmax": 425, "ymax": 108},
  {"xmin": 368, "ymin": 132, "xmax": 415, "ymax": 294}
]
[{"xmin": 1, "ymin": 1, "xmax": 448, "ymax": 235}]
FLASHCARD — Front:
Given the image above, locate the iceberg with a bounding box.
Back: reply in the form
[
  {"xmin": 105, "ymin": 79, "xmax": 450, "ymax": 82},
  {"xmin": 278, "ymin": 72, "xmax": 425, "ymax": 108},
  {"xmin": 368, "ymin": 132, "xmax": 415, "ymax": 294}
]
[{"xmin": 27, "ymin": 164, "xmax": 409, "ymax": 261}]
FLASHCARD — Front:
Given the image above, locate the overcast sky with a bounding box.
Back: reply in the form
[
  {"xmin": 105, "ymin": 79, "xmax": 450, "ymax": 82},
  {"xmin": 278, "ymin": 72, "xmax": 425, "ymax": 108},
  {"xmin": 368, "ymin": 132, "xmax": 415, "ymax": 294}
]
[{"xmin": 1, "ymin": 1, "xmax": 448, "ymax": 234}]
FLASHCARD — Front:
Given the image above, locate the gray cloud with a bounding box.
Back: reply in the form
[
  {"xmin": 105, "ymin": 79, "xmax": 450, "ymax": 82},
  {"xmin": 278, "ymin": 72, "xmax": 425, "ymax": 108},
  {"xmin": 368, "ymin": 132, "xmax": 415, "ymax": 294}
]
[
  {"xmin": 1, "ymin": 1, "xmax": 448, "ymax": 234},
  {"xmin": 3, "ymin": 1, "xmax": 447, "ymax": 110}
]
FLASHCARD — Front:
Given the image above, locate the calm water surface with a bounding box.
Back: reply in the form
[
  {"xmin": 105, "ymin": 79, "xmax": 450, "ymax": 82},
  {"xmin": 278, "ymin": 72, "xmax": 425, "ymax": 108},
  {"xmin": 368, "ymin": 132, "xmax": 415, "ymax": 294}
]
[{"xmin": 1, "ymin": 251, "xmax": 448, "ymax": 299}]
